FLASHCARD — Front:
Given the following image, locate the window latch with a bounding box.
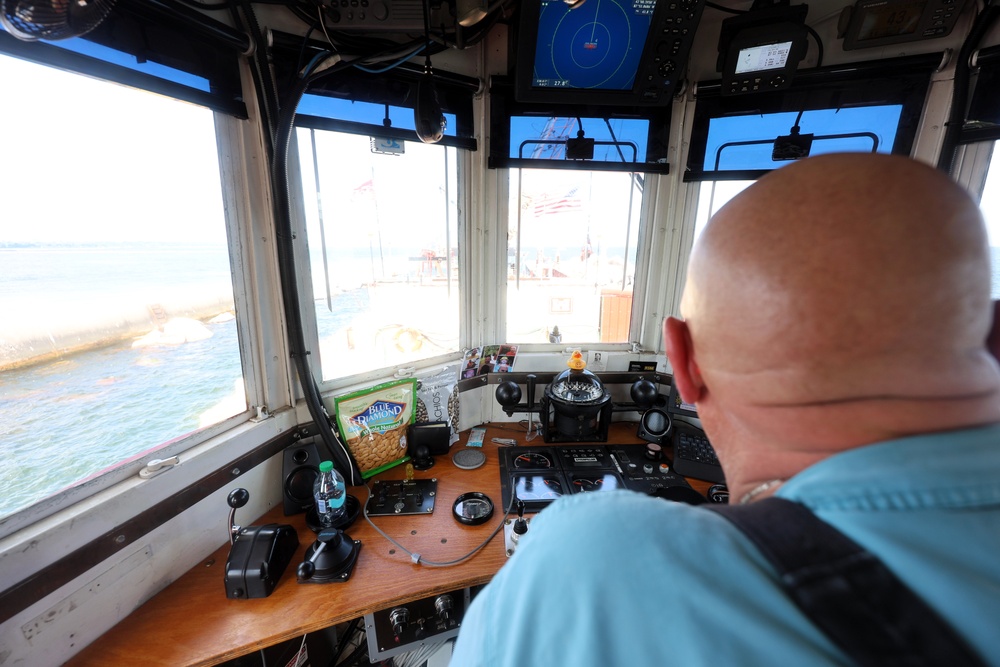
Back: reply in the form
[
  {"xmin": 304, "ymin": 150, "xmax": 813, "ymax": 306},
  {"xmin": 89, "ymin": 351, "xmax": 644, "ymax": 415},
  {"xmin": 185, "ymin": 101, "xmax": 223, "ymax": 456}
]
[{"xmin": 139, "ymin": 456, "xmax": 179, "ymax": 479}]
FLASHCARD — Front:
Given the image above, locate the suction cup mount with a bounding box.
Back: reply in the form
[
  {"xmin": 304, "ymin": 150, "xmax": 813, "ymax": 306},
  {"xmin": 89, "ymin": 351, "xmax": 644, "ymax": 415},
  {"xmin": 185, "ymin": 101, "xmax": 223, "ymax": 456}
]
[{"xmin": 297, "ymin": 528, "xmax": 362, "ymax": 584}]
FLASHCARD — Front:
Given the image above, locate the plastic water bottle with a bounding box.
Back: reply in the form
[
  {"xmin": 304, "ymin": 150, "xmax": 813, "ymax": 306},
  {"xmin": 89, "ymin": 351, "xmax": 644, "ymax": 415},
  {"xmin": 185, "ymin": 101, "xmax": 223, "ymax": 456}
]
[{"xmin": 314, "ymin": 460, "xmax": 346, "ymax": 528}]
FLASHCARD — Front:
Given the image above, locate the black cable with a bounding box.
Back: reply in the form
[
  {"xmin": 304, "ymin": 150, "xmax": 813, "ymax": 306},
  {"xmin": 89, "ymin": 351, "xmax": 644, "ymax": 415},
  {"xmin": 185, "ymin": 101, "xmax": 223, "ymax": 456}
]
[
  {"xmin": 295, "ymin": 25, "xmax": 319, "ymax": 80},
  {"xmin": 804, "ymin": 23, "xmax": 824, "ymax": 68},
  {"xmin": 334, "ymin": 639, "xmax": 369, "ymax": 667},
  {"xmin": 331, "ymin": 618, "xmax": 360, "ymax": 663},
  {"xmin": 705, "ymin": 0, "xmax": 746, "ymax": 13},
  {"xmin": 176, "ymin": 0, "xmax": 233, "ymax": 10},
  {"xmin": 176, "ymin": 0, "xmax": 304, "ymax": 9},
  {"xmin": 270, "ymin": 53, "xmax": 365, "ymax": 484},
  {"xmin": 287, "ymin": 2, "xmax": 321, "ymax": 28}
]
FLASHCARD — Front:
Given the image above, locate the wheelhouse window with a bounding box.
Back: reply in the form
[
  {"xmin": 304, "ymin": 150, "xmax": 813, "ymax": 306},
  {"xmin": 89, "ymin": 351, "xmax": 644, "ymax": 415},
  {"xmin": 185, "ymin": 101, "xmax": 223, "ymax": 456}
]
[
  {"xmin": 694, "ymin": 180, "xmax": 752, "ymax": 240},
  {"xmin": 685, "ymin": 56, "xmax": 934, "ymax": 181},
  {"xmin": 506, "ymin": 167, "xmax": 643, "ymax": 344},
  {"xmin": 0, "ymin": 53, "xmax": 245, "ymax": 523},
  {"xmin": 979, "ymin": 142, "xmax": 1000, "ymax": 299},
  {"xmin": 296, "ymin": 129, "xmax": 461, "ymax": 381}
]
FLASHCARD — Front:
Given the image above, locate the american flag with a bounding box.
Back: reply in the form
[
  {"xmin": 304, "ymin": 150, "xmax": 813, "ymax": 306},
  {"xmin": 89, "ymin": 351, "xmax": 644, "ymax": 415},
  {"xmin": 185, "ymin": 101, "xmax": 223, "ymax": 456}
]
[
  {"xmin": 353, "ymin": 179, "xmax": 375, "ymax": 201},
  {"xmin": 533, "ymin": 187, "xmax": 582, "ymax": 217}
]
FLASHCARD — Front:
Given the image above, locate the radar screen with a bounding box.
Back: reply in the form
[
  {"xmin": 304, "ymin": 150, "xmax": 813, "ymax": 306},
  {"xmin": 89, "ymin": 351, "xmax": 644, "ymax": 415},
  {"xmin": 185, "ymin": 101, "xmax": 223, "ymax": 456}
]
[{"xmin": 531, "ymin": 0, "xmax": 656, "ymax": 91}]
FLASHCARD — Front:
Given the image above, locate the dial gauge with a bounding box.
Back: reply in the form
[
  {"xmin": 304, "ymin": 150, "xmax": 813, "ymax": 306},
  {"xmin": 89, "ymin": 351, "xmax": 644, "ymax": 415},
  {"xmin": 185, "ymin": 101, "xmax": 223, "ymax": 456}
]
[
  {"xmin": 571, "ymin": 473, "xmax": 621, "ymax": 494},
  {"xmin": 514, "ymin": 452, "xmax": 554, "ymax": 469},
  {"xmin": 513, "ymin": 474, "xmax": 564, "ymax": 500}
]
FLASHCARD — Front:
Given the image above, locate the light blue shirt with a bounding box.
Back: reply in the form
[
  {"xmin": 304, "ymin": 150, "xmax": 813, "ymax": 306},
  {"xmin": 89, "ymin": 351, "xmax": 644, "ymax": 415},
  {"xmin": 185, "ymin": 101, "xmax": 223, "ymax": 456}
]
[{"xmin": 450, "ymin": 425, "xmax": 1000, "ymax": 666}]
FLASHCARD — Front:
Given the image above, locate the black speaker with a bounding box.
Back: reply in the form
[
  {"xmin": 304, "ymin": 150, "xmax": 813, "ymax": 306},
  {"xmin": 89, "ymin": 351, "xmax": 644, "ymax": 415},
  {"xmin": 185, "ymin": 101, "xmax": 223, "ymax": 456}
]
[
  {"xmin": 283, "ymin": 442, "xmax": 321, "ymax": 516},
  {"xmin": 407, "ymin": 421, "xmax": 451, "ymax": 457},
  {"xmin": 636, "ymin": 409, "xmax": 672, "ymax": 446}
]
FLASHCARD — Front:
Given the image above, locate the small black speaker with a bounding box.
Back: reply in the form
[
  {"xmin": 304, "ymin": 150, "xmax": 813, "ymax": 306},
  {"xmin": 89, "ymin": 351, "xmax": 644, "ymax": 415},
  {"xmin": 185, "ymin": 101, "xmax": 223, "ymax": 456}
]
[
  {"xmin": 636, "ymin": 409, "xmax": 672, "ymax": 446},
  {"xmin": 407, "ymin": 421, "xmax": 451, "ymax": 457},
  {"xmin": 282, "ymin": 442, "xmax": 321, "ymax": 516}
]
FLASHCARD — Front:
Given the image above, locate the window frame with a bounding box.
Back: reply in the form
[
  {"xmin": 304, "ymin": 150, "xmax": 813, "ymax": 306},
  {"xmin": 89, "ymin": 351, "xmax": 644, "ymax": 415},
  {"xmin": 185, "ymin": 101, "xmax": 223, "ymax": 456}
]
[
  {"xmin": 0, "ymin": 54, "xmax": 271, "ymax": 539},
  {"xmin": 289, "ymin": 125, "xmax": 475, "ymax": 391},
  {"xmin": 684, "ymin": 53, "xmax": 940, "ymax": 182}
]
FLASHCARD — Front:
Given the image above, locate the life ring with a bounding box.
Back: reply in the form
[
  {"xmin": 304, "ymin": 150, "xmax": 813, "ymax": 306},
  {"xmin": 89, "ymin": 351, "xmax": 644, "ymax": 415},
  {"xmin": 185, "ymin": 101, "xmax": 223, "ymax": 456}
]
[{"xmin": 394, "ymin": 327, "xmax": 424, "ymax": 353}]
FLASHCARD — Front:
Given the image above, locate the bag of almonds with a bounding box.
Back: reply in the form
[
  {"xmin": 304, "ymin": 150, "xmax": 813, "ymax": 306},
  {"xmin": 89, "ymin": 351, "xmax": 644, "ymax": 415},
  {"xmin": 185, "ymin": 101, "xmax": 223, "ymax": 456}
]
[{"xmin": 333, "ymin": 378, "xmax": 417, "ymax": 478}]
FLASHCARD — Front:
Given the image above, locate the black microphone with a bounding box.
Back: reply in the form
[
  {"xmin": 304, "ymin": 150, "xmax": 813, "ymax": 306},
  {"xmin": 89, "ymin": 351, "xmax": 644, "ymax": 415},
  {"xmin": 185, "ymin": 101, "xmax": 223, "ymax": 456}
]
[{"xmin": 414, "ymin": 70, "xmax": 446, "ymax": 144}]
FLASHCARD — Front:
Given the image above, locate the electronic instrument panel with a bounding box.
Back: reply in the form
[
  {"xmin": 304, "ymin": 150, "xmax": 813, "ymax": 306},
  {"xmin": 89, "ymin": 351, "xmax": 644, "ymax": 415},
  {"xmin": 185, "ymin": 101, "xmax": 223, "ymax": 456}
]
[{"xmin": 498, "ymin": 444, "xmax": 696, "ymax": 513}]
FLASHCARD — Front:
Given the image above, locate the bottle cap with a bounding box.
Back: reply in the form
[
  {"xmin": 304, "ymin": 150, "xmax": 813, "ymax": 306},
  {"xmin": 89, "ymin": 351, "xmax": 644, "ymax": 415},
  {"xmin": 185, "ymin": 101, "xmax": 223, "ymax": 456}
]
[{"xmin": 319, "ymin": 460, "xmax": 333, "ymax": 472}]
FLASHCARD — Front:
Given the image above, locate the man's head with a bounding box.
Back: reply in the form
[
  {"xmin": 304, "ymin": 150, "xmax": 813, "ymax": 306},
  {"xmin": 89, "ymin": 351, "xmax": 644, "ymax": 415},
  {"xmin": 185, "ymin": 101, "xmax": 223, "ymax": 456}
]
[{"xmin": 665, "ymin": 153, "xmax": 1000, "ymax": 493}]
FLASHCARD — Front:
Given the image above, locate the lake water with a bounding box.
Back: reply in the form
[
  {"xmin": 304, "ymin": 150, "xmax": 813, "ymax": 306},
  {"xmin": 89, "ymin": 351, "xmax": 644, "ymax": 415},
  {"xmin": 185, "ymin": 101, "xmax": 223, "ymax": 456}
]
[{"xmin": 0, "ymin": 241, "xmax": 385, "ymax": 521}]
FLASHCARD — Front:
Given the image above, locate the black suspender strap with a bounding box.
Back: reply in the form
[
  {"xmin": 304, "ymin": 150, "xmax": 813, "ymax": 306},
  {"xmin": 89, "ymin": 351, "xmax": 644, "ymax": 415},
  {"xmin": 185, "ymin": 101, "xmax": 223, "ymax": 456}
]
[{"xmin": 711, "ymin": 498, "xmax": 986, "ymax": 667}]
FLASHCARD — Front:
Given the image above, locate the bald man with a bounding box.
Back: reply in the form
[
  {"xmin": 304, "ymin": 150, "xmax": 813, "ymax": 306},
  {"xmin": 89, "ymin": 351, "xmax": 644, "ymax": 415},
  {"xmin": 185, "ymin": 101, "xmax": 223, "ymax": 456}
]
[{"xmin": 450, "ymin": 154, "xmax": 1000, "ymax": 666}]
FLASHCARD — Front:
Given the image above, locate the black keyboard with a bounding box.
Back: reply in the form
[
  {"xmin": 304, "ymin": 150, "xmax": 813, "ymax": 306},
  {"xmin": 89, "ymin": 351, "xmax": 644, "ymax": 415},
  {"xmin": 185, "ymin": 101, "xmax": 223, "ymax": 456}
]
[{"xmin": 672, "ymin": 428, "xmax": 726, "ymax": 484}]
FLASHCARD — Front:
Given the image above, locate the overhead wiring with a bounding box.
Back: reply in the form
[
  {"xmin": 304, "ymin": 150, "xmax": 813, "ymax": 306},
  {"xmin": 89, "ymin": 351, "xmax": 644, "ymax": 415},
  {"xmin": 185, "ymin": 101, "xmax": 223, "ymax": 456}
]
[
  {"xmin": 705, "ymin": 0, "xmax": 745, "ymax": 13},
  {"xmin": 804, "ymin": 23, "xmax": 824, "ymax": 67},
  {"xmin": 316, "ymin": 5, "xmax": 337, "ymax": 49},
  {"xmin": 353, "ymin": 44, "xmax": 427, "ymax": 72}
]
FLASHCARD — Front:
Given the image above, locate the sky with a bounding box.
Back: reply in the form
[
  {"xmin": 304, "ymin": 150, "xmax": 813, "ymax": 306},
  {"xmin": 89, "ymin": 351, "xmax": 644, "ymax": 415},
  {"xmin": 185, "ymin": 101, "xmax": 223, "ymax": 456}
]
[
  {"xmin": 2, "ymin": 49, "xmax": 999, "ymax": 248},
  {"xmin": 0, "ymin": 53, "xmax": 227, "ymax": 245}
]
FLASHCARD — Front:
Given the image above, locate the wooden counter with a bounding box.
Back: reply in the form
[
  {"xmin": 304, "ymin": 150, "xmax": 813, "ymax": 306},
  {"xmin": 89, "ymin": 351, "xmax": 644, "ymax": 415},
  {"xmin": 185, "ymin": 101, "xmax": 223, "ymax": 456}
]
[{"xmin": 67, "ymin": 422, "xmax": 712, "ymax": 666}]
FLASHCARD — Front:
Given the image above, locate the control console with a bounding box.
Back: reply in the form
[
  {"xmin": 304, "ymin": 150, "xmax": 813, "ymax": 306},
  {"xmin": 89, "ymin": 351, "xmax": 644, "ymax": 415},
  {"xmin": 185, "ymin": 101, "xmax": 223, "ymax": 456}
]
[
  {"xmin": 365, "ymin": 588, "xmax": 472, "ymax": 660},
  {"xmin": 498, "ymin": 444, "xmax": 695, "ymax": 514},
  {"xmin": 366, "ymin": 478, "xmax": 437, "ymax": 516}
]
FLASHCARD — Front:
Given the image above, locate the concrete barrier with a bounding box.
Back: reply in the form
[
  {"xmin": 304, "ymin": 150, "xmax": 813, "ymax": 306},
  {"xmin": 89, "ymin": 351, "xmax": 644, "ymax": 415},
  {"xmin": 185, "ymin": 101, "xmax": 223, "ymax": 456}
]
[{"xmin": 0, "ymin": 291, "xmax": 235, "ymax": 372}]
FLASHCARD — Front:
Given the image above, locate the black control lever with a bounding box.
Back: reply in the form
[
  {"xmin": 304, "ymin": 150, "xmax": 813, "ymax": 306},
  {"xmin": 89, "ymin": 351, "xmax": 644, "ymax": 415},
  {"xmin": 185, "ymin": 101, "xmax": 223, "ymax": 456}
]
[
  {"xmin": 495, "ymin": 374, "xmax": 539, "ymax": 417},
  {"xmin": 227, "ymin": 488, "xmax": 250, "ymax": 545},
  {"xmin": 297, "ymin": 528, "xmax": 340, "ymax": 580},
  {"xmin": 296, "ymin": 527, "xmax": 362, "ymax": 584},
  {"xmin": 513, "ymin": 499, "xmax": 528, "ymax": 538},
  {"xmin": 224, "ymin": 488, "xmax": 298, "ymax": 599}
]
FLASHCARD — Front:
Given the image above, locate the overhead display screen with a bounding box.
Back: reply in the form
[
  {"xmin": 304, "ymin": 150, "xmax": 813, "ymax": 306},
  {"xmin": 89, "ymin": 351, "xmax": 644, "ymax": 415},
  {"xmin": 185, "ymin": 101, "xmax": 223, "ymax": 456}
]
[
  {"xmin": 855, "ymin": 0, "xmax": 926, "ymax": 40},
  {"xmin": 531, "ymin": 0, "xmax": 656, "ymax": 91},
  {"xmin": 734, "ymin": 41, "xmax": 793, "ymax": 74}
]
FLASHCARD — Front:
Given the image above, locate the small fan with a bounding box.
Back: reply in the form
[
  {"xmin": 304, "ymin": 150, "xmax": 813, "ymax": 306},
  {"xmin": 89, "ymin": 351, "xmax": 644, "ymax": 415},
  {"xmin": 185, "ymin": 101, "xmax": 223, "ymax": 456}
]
[{"xmin": 1, "ymin": 0, "xmax": 115, "ymax": 42}]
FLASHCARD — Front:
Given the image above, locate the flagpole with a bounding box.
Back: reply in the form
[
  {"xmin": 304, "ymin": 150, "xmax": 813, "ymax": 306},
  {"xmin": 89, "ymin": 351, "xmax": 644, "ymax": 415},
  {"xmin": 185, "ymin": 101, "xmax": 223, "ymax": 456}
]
[
  {"xmin": 370, "ymin": 165, "xmax": 386, "ymax": 280},
  {"xmin": 309, "ymin": 129, "xmax": 334, "ymax": 311},
  {"xmin": 621, "ymin": 171, "xmax": 637, "ymax": 291},
  {"xmin": 516, "ymin": 168, "xmax": 523, "ymax": 290},
  {"xmin": 444, "ymin": 147, "xmax": 452, "ymax": 297}
]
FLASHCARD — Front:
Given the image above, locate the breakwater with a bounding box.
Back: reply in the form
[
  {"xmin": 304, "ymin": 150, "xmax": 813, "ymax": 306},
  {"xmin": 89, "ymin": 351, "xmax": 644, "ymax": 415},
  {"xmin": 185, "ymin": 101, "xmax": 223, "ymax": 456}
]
[{"xmin": 0, "ymin": 291, "xmax": 235, "ymax": 372}]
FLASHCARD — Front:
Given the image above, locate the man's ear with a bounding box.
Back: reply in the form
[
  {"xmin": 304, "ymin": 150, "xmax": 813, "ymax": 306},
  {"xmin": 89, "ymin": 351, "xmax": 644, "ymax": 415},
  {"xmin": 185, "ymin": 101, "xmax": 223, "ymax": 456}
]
[{"xmin": 664, "ymin": 317, "xmax": 706, "ymax": 404}]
